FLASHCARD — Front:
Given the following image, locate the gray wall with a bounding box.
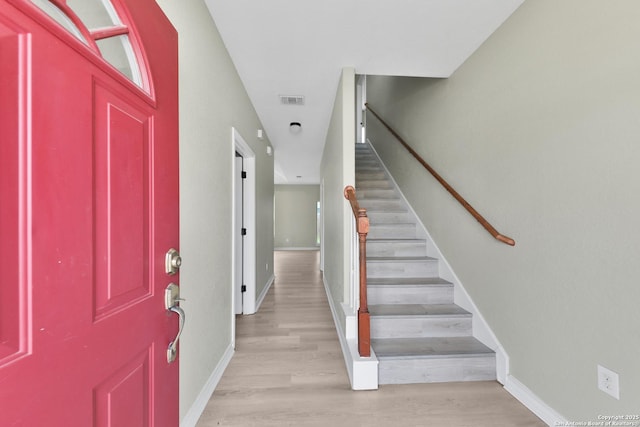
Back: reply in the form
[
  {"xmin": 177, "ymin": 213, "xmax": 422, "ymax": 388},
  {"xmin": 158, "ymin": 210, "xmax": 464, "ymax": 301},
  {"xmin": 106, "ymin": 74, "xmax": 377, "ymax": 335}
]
[
  {"xmin": 155, "ymin": 0, "xmax": 274, "ymax": 421},
  {"xmin": 275, "ymin": 185, "xmax": 320, "ymax": 249},
  {"xmin": 366, "ymin": 0, "xmax": 640, "ymax": 420},
  {"xmin": 320, "ymin": 68, "xmax": 356, "ymax": 333}
]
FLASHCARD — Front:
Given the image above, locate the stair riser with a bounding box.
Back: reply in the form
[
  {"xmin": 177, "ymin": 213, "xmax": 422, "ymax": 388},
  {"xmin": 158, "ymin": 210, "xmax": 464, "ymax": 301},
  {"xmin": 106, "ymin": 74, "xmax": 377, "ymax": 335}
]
[
  {"xmin": 356, "ymin": 180, "xmax": 394, "ymax": 190},
  {"xmin": 368, "ymin": 285, "xmax": 453, "ymax": 305},
  {"xmin": 360, "ymin": 200, "xmax": 406, "ymax": 212},
  {"xmin": 356, "ymin": 171, "xmax": 386, "ymax": 180},
  {"xmin": 378, "ymin": 356, "xmax": 496, "ymax": 384},
  {"xmin": 355, "ymin": 159, "xmax": 380, "ymax": 166},
  {"xmin": 367, "ymin": 211, "xmax": 412, "ymax": 223},
  {"xmin": 368, "ymin": 226, "xmax": 416, "ymax": 239},
  {"xmin": 357, "ymin": 167, "xmax": 384, "ymax": 173},
  {"xmin": 367, "ymin": 241, "xmax": 426, "ymax": 257},
  {"xmin": 367, "ymin": 260, "xmax": 437, "ymax": 277},
  {"xmin": 355, "ymin": 159, "xmax": 377, "ymax": 165},
  {"xmin": 370, "ymin": 317, "xmax": 472, "ymax": 339},
  {"xmin": 357, "ymin": 189, "xmax": 397, "ymax": 199}
]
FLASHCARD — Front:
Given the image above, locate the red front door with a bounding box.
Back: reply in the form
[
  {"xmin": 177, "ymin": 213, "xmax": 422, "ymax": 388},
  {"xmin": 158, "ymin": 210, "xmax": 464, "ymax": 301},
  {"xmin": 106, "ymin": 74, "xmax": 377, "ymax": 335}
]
[{"xmin": 0, "ymin": 0, "xmax": 180, "ymax": 425}]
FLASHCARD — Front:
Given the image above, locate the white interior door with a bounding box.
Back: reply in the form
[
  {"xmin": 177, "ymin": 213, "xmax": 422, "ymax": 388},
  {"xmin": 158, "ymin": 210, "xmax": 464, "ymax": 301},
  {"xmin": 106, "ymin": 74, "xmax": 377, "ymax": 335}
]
[{"xmin": 234, "ymin": 152, "xmax": 244, "ymax": 314}]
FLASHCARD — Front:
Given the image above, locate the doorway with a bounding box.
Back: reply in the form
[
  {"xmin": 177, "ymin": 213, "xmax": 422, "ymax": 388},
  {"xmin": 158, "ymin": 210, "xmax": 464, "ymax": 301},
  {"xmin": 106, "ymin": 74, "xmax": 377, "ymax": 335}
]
[
  {"xmin": 232, "ymin": 129, "xmax": 257, "ymax": 324},
  {"xmin": 234, "ymin": 151, "xmax": 245, "ymax": 316},
  {"xmin": 356, "ymin": 74, "xmax": 367, "ymax": 144}
]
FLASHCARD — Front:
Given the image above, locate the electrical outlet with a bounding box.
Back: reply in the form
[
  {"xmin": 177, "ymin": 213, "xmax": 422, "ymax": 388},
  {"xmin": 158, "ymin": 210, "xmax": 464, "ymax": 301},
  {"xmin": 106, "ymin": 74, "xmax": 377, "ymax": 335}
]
[
  {"xmin": 266, "ymin": 263, "xmax": 269, "ymax": 271},
  {"xmin": 597, "ymin": 365, "xmax": 620, "ymax": 400}
]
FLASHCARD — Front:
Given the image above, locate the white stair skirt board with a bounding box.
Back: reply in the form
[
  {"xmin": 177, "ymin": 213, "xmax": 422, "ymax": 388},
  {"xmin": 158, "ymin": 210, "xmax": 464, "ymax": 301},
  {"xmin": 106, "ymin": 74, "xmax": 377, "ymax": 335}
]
[
  {"xmin": 323, "ymin": 276, "xmax": 378, "ymax": 390},
  {"xmin": 181, "ymin": 344, "xmax": 234, "ymax": 427}
]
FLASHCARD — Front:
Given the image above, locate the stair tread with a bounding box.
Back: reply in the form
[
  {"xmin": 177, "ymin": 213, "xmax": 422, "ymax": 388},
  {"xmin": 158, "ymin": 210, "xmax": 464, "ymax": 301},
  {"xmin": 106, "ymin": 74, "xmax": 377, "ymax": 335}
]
[
  {"xmin": 372, "ymin": 337, "xmax": 494, "ymax": 359},
  {"xmin": 369, "ymin": 303, "xmax": 470, "ymax": 317},
  {"xmin": 367, "ymin": 277, "xmax": 452, "ymax": 286}
]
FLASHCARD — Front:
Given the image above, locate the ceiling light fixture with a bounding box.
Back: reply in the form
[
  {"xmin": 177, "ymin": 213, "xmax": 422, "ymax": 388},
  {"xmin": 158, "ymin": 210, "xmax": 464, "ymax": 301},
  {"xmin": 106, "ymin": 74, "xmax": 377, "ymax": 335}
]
[{"xmin": 289, "ymin": 122, "xmax": 302, "ymax": 134}]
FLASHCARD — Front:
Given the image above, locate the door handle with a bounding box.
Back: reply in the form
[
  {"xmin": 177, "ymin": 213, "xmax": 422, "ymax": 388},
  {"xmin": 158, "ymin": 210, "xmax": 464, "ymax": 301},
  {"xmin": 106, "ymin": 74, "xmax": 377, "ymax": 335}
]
[
  {"xmin": 165, "ymin": 283, "xmax": 185, "ymax": 363},
  {"xmin": 167, "ymin": 305, "xmax": 185, "ymax": 363}
]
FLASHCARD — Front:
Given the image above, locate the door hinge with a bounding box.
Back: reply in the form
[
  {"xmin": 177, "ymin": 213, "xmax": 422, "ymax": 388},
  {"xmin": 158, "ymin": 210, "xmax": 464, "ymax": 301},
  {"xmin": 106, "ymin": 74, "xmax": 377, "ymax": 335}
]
[
  {"xmin": 241, "ymin": 228, "xmax": 247, "ymax": 236},
  {"xmin": 241, "ymin": 285, "xmax": 247, "ymax": 292},
  {"xmin": 241, "ymin": 171, "xmax": 247, "ymax": 179}
]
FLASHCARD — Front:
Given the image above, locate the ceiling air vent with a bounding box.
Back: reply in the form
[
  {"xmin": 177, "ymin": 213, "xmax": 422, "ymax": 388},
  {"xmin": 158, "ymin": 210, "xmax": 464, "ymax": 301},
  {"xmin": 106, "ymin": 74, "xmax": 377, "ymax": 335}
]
[{"xmin": 280, "ymin": 95, "xmax": 305, "ymax": 106}]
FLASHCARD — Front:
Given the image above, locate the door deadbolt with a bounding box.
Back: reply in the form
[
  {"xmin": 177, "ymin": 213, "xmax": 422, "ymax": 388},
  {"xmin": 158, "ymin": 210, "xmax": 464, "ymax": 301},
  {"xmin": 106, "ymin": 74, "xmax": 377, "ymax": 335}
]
[{"xmin": 165, "ymin": 248, "xmax": 182, "ymax": 275}]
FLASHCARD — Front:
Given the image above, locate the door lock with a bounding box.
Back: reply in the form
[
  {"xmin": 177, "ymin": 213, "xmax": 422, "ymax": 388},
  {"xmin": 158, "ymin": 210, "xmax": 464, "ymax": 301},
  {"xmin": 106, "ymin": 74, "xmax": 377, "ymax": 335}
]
[
  {"xmin": 165, "ymin": 248, "xmax": 182, "ymax": 275},
  {"xmin": 165, "ymin": 283, "xmax": 184, "ymax": 309}
]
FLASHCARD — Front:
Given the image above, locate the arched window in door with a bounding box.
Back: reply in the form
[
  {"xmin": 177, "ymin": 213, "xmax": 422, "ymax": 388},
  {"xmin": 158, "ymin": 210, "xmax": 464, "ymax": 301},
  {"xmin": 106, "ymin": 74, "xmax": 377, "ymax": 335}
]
[{"xmin": 29, "ymin": 0, "xmax": 147, "ymax": 90}]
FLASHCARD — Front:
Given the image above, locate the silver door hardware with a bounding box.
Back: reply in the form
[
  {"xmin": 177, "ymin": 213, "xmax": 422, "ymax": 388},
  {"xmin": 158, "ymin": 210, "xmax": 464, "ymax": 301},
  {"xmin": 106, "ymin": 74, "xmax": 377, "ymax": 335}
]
[
  {"xmin": 165, "ymin": 248, "xmax": 182, "ymax": 275},
  {"xmin": 165, "ymin": 283, "xmax": 185, "ymax": 363},
  {"xmin": 164, "ymin": 283, "xmax": 185, "ymax": 309},
  {"xmin": 167, "ymin": 305, "xmax": 185, "ymax": 363}
]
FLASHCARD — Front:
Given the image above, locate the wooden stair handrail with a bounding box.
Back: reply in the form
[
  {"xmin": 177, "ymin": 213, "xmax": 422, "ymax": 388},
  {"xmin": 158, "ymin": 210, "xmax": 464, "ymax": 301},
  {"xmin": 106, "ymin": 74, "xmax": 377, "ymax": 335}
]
[
  {"xmin": 344, "ymin": 185, "xmax": 371, "ymax": 357},
  {"xmin": 365, "ymin": 104, "xmax": 515, "ymax": 247}
]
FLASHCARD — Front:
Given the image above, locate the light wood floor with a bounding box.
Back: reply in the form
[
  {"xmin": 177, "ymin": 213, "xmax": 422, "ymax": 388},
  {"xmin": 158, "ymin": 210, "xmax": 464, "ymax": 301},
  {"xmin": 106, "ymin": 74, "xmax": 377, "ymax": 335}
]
[{"xmin": 196, "ymin": 250, "xmax": 545, "ymax": 427}]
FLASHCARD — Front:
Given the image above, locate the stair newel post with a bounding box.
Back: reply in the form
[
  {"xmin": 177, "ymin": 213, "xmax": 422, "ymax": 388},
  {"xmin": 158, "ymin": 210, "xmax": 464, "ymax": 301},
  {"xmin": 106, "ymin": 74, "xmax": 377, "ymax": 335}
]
[
  {"xmin": 344, "ymin": 185, "xmax": 372, "ymax": 358},
  {"xmin": 357, "ymin": 208, "xmax": 371, "ymax": 357}
]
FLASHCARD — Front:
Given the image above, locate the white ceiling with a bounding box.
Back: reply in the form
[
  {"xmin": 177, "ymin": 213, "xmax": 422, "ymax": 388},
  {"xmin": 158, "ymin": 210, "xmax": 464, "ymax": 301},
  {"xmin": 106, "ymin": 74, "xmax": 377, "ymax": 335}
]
[{"xmin": 204, "ymin": 0, "xmax": 524, "ymax": 184}]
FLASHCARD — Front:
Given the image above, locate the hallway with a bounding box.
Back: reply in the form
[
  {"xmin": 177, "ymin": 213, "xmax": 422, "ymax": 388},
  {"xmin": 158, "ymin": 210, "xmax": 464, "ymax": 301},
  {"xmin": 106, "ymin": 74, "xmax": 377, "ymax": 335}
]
[{"xmin": 196, "ymin": 251, "xmax": 544, "ymax": 426}]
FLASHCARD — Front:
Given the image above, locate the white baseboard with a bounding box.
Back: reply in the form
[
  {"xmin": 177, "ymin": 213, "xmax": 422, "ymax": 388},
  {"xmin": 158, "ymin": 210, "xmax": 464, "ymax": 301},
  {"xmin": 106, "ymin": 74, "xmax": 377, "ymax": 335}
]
[
  {"xmin": 323, "ymin": 276, "xmax": 378, "ymax": 390},
  {"xmin": 255, "ymin": 274, "xmax": 274, "ymax": 313},
  {"xmin": 180, "ymin": 345, "xmax": 234, "ymax": 427},
  {"xmin": 504, "ymin": 375, "xmax": 567, "ymax": 426}
]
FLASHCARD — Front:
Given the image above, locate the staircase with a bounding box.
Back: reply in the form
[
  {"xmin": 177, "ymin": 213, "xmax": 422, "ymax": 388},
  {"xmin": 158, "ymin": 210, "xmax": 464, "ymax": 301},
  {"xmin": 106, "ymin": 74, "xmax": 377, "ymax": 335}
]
[{"xmin": 355, "ymin": 143, "xmax": 496, "ymax": 385}]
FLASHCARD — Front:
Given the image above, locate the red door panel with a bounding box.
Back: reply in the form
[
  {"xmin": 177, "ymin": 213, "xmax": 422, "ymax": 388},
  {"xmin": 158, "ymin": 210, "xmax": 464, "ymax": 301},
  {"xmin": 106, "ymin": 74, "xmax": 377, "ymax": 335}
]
[
  {"xmin": 94, "ymin": 349, "xmax": 152, "ymax": 427},
  {"xmin": 0, "ymin": 0, "xmax": 179, "ymax": 425},
  {"xmin": 94, "ymin": 80, "xmax": 152, "ymax": 320}
]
